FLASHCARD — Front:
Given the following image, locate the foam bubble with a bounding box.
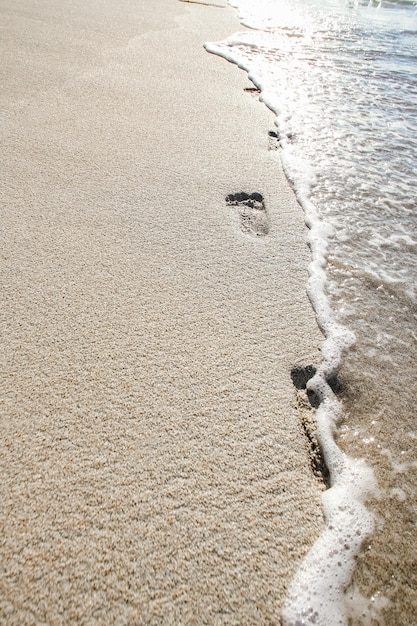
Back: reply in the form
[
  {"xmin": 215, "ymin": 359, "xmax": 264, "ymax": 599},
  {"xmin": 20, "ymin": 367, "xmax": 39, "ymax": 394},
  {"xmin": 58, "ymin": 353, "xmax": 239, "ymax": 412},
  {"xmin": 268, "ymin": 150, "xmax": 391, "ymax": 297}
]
[
  {"xmin": 282, "ymin": 438, "xmax": 377, "ymax": 625},
  {"xmin": 345, "ymin": 586, "xmax": 391, "ymax": 626},
  {"xmin": 390, "ymin": 488, "xmax": 407, "ymax": 502}
]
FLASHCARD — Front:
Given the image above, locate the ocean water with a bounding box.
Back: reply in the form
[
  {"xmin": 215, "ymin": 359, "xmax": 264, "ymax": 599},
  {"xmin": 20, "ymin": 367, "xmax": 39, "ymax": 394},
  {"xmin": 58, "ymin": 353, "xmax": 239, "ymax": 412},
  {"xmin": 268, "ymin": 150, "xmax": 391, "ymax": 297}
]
[{"xmin": 206, "ymin": 0, "xmax": 417, "ymax": 623}]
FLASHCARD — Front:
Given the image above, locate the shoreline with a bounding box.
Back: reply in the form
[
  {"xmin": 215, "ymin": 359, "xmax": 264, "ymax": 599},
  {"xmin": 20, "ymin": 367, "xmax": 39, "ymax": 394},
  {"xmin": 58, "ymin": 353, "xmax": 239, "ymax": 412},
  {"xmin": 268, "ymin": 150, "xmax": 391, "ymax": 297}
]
[
  {"xmin": 1, "ymin": 0, "xmax": 325, "ymax": 622},
  {"xmin": 205, "ymin": 18, "xmax": 380, "ymax": 626},
  {"xmin": 208, "ymin": 3, "xmax": 417, "ymax": 624}
]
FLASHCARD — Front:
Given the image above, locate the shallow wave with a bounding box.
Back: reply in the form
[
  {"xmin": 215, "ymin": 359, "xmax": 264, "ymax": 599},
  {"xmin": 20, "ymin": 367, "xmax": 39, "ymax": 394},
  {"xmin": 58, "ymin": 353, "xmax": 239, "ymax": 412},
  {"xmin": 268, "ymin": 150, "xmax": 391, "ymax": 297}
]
[{"xmin": 206, "ymin": 0, "xmax": 417, "ymax": 621}]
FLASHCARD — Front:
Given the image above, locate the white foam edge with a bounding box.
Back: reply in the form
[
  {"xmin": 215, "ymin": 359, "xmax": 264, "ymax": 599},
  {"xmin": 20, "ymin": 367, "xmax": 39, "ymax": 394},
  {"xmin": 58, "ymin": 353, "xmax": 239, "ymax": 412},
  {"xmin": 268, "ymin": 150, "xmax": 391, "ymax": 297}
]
[{"xmin": 204, "ymin": 36, "xmax": 379, "ymax": 626}]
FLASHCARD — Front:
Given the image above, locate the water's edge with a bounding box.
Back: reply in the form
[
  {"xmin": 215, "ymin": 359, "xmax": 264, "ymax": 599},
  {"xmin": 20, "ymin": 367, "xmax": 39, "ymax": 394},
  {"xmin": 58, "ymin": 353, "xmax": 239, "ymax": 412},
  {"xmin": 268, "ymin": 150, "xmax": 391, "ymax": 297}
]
[{"xmin": 204, "ymin": 31, "xmax": 379, "ymax": 626}]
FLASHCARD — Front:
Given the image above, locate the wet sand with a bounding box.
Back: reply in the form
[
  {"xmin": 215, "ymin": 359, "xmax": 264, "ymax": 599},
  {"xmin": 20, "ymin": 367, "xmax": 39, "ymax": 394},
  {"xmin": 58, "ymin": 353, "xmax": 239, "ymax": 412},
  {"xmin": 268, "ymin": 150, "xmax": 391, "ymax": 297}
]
[
  {"xmin": 336, "ymin": 333, "xmax": 417, "ymax": 624},
  {"xmin": 0, "ymin": 0, "xmax": 325, "ymax": 623}
]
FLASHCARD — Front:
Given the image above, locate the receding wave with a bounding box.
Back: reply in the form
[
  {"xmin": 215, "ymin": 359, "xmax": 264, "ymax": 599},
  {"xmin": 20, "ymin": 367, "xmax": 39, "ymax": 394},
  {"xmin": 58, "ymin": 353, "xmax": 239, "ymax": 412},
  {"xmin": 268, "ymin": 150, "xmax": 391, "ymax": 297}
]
[{"xmin": 206, "ymin": 0, "xmax": 417, "ymax": 622}]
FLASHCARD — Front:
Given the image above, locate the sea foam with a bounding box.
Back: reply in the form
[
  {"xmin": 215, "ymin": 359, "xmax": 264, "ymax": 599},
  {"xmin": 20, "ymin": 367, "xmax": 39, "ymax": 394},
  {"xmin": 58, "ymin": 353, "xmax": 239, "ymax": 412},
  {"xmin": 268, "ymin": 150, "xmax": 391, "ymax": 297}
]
[{"xmin": 205, "ymin": 4, "xmax": 380, "ymax": 624}]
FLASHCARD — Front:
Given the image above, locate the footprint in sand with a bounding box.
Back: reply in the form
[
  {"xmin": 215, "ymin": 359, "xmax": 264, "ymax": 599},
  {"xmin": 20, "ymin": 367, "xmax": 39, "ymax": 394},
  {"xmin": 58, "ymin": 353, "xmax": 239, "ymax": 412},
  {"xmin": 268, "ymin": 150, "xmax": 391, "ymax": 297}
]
[{"xmin": 226, "ymin": 192, "xmax": 269, "ymax": 237}]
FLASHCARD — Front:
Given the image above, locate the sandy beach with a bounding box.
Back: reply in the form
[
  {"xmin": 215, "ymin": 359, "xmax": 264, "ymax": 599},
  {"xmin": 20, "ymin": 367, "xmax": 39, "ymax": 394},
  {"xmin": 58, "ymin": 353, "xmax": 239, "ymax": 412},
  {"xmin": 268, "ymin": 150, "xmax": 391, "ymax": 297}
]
[{"xmin": 1, "ymin": 0, "xmax": 325, "ymax": 623}]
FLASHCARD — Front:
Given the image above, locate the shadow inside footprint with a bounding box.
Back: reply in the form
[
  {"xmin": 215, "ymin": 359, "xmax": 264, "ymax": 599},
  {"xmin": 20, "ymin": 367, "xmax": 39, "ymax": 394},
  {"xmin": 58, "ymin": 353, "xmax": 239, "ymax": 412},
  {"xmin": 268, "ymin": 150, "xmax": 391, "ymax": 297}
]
[{"xmin": 226, "ymin": 192, "xmax": 269, "ymax": 237}]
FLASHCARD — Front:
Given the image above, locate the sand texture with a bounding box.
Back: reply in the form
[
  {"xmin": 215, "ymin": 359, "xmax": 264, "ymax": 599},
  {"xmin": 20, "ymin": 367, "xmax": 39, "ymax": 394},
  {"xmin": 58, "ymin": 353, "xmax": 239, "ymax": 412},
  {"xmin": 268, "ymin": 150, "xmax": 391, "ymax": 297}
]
[{"xmin": 0, "ymin": 0, "xmax": 325, "ymax": 623}]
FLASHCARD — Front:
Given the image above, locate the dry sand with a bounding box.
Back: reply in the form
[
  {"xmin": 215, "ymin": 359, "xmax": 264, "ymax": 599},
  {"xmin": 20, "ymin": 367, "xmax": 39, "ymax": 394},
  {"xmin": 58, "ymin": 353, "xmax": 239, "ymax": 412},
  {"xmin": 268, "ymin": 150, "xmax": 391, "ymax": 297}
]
[{"xmin": 1, "ymin": 0, "xmax": 325, "ymax": 623}]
